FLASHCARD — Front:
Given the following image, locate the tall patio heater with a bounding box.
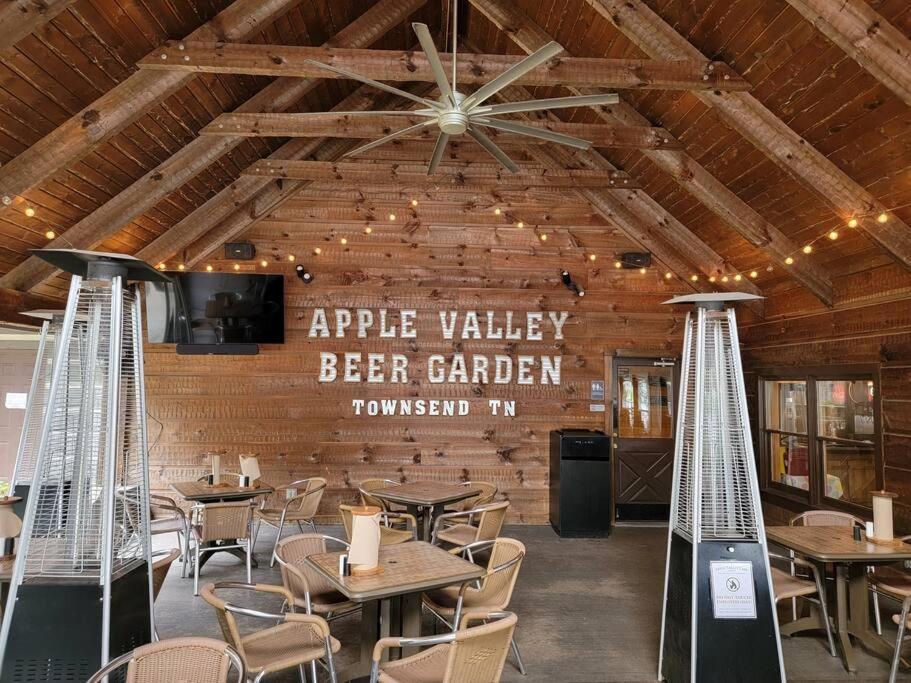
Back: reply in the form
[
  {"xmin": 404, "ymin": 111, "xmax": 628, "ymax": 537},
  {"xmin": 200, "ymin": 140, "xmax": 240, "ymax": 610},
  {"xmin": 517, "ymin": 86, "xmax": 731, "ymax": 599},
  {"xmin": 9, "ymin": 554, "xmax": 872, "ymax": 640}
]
[
  {"xmin": 8, "ymin": 310, "xmax": 65, "ymax": 522},
  {"xmin": 0, "ymin": 250, "xmax": 168, "ymax": 682},
  {"xmin": 657, "ymin": 293, "xmax": 784, "ymax": 683}
]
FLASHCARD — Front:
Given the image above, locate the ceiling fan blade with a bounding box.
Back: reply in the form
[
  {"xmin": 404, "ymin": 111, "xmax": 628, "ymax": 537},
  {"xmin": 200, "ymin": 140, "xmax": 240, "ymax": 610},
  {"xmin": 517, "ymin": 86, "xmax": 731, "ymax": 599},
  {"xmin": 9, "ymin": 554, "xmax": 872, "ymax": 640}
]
[
  {"xmin": 291, "ymin": 110, "xmax": 438, "ymax": 117},
  {"xmin": 428, "ymin": 132, "xmax": 450, "ymax": 175},
  {"xmin": 480, "ymin": 93, "xmax": 620, "ymax": 116},
  {"xmin": 474, "ymin": 117, "xmax": 592, "ymax": 150},
  {"xmin": 413, "ymin": 22, "xmax": 455, "ymax": 107},
  {"xmin": 467, "ymin": 127, "xmax": 519, "ymax": 173},
  {"xmin": 461, "ymin": 42, "xmax": 564, "ymax": 110},
  {"xmin": 303, "ymin": 59, "xmax": 444, "ymax": 110},
  {"xmin": 343, "ymin": 120, "xmax": 438, "ymax": 157}
]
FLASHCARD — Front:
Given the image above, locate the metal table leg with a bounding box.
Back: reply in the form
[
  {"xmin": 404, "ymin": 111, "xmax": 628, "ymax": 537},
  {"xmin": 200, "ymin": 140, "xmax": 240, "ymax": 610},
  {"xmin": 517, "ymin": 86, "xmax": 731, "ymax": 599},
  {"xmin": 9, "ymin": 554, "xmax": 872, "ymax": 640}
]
[{"xmin": 835, "ymin": 563, "xmax": 856, "ymax": 672}]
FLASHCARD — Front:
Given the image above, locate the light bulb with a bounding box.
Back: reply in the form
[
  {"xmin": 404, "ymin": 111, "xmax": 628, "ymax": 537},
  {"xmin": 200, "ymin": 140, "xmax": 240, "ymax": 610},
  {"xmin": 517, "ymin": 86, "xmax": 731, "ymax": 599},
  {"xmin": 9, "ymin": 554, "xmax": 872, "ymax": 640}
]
[
  {"xmin": 749, "ymin": 270, "xmax": 758, "ymax": 278},
  {"xmin": 785, "ymin": 256, "xmax": 794, "ymax": 265},
  {"xmin": 721, "ymin": 275, "xmax": 729, "ymax": 282},
  {"xmin": 340, "ymin": 237, "xmax": 348, "ymax": 245},
  {"xmin": 877, "ymin": 212, "xmax": 888, "ymax": 223},
  {"xmin": 410, "ymin": 199, "xmax": 418, "ymax": 207},
  {"xmin": 287, "ymin": 254, "xmax": 296, "ymax": 262},
  {"xmin": 178, "ymin": 264, "xmax": 185, "ymax": 271},
  {"xmin": 588, "ymin": 254, "xmax": 597, "ymax": 262},
  {"xmin": 259, "ymin": 260, "xmax": 268, "ymax": 267},
  {"xmin": 24, "ymin": 206, "xmax": 35, "ymax": 217},
  {"xmin": 802, "ymin": 244, "xmax": 813, "ymax": 254},
  {"xmin": 157, "ymin": 263, "xmax": 166, "ymax": 270},
  {"xmin": 494, "ymin": 208, "xmax": 501, "ymax": 216},
  {"xmin": 44, "ymin": 230, "xmax": 55, "ymax": 239},
  {"xmin": 233, "ymin": 263, "xmax": 240, "ymax": 271},
  {"xmin": 614, "ymin": 261, "xmax": 622, "ymax": 269},
  {"xmin": 364, "ymin": 226, "xmax": 372, "ymax": 234},
  {"xmin": 828, "ymin": 230, "xmax": 839, "ymax": 240},
  {"xmin": 638, "ymin": 267, "xmax": 646, "ymax": 274},
  {"xmin": 206, "ymin": 265, "xmax": 213, "ymax": 272},
  {"xmin": 314, "ymin": 247, "xmax": 322, "ymax": 255},
  {"xmin": 539, "ymin": 233, "xmax": 547, "ymax": 241},
  {"xmin": 848, "ymin": 217, "xmax": 858, "ymax": 228},
  {"xmin": 664, "ymin": 272, "xmax": 672, "ymax": 279},
  {"xmin": 388, "ymin": 213, "xmax": 396, "ymax": 221},
  {"xmin": 516, "ymin": 221, "xmax": 524, "ymax": 228},
  {"xmin": 690, "ymin": 274, "xmax": 699, "ymax": 282},
  {"xmin": 734, "ymin": 274, "xmax": 742, "ymax": 281},
  {"xmin": 709, "ymin": 276, "xmax": 716, "ymax": 283}
]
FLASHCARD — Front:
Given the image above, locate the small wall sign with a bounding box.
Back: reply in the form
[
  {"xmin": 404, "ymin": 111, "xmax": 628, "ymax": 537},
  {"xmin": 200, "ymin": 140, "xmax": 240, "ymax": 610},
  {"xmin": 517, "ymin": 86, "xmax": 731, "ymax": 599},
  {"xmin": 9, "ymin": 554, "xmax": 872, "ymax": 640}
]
[
  {"xmin": 591, "ymin": 380, "xmax": 605, "ymax": 401},
  {"xmin": 710, "ymin": 561, "xmax": 757, "ymax": 619}
]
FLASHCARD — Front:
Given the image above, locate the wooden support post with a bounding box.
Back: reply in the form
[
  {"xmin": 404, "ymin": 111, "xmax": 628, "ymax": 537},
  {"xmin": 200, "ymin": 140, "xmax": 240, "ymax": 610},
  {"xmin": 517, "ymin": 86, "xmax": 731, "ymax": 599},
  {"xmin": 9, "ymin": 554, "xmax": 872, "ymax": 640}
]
[
  {"xmin": 137, "ymin": 40, "xmax": 750, "ymax": 92},
  {"xmin": 0, "ymin": 0, "xmax": 429, "ymax": 292},
  {"xmin": 586, "ymin": 0, "xmax": 911, "ymax": 273},
  {"xmin": 786, "ymin": 0, "xmax": 911, "ymax": 107},
  {"xmin": 470, "ymin": 0, "xmax": 834, "ymax": 306},
  {"xmin": 0, "ymin": 0, "xmax": 301, "ymax": 219}
]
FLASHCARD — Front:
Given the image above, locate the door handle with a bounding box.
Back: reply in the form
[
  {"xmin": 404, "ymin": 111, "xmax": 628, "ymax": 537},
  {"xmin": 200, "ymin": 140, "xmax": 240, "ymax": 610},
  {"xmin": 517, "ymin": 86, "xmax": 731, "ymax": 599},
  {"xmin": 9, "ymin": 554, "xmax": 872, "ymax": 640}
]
[{"xmin": 612, "ymin": 442, "xmax": 618, "ymax": 449}]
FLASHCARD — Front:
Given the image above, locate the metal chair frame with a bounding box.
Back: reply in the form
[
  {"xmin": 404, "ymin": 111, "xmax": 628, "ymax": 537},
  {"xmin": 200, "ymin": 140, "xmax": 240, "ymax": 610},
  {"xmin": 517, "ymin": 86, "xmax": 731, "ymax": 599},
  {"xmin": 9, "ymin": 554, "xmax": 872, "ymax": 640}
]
[
  {"xmin": 768, "ymin": 551, "xmax": 837, "ymax": 657},
  {"xmin": 86, "ymin": 638, "xmax": 245, "ymax": 683},
  {"xmin": 151, "ymin": 494, "xmax": 191, "ymax": 579},
  {"xmin": 253, "ymin": 479, "xmax": 325, "ymax": 568},
  {"xmin": 431, "ymin": 501, "xmax": 509, "ymax": 548},
  {"xmin": 369, "ymin": 611, "xmax": 515, "ymax": 683},
  {"xmin": 358, "ymin": 479, "xmax": 402, "ymax": 511},
  {"xmin": 423, "ymin": 539, "xmax": 527, "ymax": 675},
  {"xmin": 206, "ymin": 581, "xmax": 338, "ymax": 683},
  {"xmin": 190, "ymin": 502, "xmax": 253, "ymax": 597}
]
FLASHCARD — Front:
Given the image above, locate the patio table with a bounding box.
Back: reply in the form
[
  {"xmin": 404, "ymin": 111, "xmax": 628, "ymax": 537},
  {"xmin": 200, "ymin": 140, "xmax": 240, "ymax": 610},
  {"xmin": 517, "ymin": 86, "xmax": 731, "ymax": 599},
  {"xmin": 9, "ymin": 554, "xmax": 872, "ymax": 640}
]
[
  {"xmin": 368, "ymin": 481, "xmax": 480, "ymax": 541},
  {"xmin": 766, "ymin": 525, "xmax": 911, "ymax": 672},
  {"xmin": 306, "ymin": 540, "xmax": 483, "ymax": 682}
]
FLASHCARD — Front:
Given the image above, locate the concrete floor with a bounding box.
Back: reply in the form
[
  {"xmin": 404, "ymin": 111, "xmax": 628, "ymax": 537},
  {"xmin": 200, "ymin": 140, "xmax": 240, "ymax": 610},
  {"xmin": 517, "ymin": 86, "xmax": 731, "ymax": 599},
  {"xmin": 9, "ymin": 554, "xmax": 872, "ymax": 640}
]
[{"xmin": 154, "ymin": 525, "xmax": 907, "ymax": 682}]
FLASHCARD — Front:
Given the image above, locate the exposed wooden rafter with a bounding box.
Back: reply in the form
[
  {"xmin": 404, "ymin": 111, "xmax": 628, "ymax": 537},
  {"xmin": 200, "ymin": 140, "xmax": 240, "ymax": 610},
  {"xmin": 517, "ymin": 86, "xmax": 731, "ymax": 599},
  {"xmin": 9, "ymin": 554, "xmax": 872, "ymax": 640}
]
[
  {"xmin": 0, "ymin": 0, "xmax": 429, "ymax": 293},
  {"xmin": 0, "ymin": 0, "xmax": 77, "ymax": 55},
  {"xmin": 0, "ymin": 287, "xmax": 63, "ymax": 327},
  {"xmin": 138, "ymin": 40, "xmax": 750, "ymax": 91},
  {"xmin": 786, "ymin": 0, "xmax": 911, "ymax": 107},
  {"xmin": 0, "ymin": 0, "xmax": 301, "ymax": 219},
  {"xmin": 202, "ymin": 112, "xmax": 678, "ymax": 150},
  {"xmin": 470, "ymin": 0, "xmax": 834, "ymax": 306},
  {"xmin": 586, "ymin": 0, "xmax": 911, "ymax": 272}
]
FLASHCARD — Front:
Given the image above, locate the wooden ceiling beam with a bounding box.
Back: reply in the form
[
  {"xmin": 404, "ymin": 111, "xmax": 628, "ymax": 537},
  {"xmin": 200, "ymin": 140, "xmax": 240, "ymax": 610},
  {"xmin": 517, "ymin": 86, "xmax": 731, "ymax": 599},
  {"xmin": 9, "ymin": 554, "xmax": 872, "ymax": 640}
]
[
  {"xmin": 202, "ymin": 113, "xmax": 678, "ymax": 150},
  {"xmin": 471, "ymin": 0, "xmax": 834, "ymax": 306},
  {"xmin": 0, "ymin": 287, "xmax": 63, "ymax": 326},
  {"xmin": 0, "ymin": 0, "xmax": 301, "ymax": 220},
  {"xmin": 0, "ymin": 0, "xmax": 77, "ymax": 55},
  {"xmin": 137, "ymin": 40, "xmax": 750, "ymax": 91},
  {"xmin": 586, "ymin": 0, "xmax": 911, "ymax": 273},
  {"xmin": 0, "ymin": 0, "xmax": 429, "ymax": 293},
  {"xmin": 786, "ymin": 0, "xmax": 911, "ymax": 107},
  {"xmin": 241, "ymin": 160, "xmax": 641, "ymax": 189}
]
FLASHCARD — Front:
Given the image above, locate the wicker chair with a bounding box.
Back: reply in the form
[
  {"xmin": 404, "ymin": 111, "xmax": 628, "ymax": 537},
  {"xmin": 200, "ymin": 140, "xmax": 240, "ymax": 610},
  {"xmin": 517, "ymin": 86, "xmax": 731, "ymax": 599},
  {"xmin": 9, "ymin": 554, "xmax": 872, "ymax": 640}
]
[
  {"xmin": 370, "ymin": 610, "xmax": 517, "ymax": 683},
  {"xmin": 254, "ymin": 477, "xmax": 326, "ymax": 568},
  {"xmin": 152, "ymin": 548, "xmax": 181, "ymax": 602},
  {"xmin": 191, "ymin": 500, "xmax": 253, "ymax": 596},
  {"xmin": 768, "ymin": 551, "xmax": 836, "ymax": 657},
  {"xmin": 789, "ymin": 510, "xmax": 882, "ymax": 633},
  {"xmin": 866, "ymin": 556, "xmax": 911, "ymax": 682},
  {"xmin": 274, "ymin": 534, "xmax": 360, "ymax": 619},
  {"xmin": 432, "ymin": 501, "xmax": 510, "ymax": 549},
  {"xmin": 86, "ymin": 636, "xmax": 244, "ymax": 683},
  {"xmin": 446, "ymin": 481, "xmax": 498, "ymax": 513},
  {"xmin": 150, "ymin": 494, "xmax": 190, "ymax": 578},
  {"xmin": 339, "ymin": 504, "xmax": 418, "ymax": 546},
  {"xmin": 422, "ymin": 538, "xmax": 526, "ymax": 675},
  {"xmin": 201, "ymin": 582, "xmax": 340, "ymax": 683}
]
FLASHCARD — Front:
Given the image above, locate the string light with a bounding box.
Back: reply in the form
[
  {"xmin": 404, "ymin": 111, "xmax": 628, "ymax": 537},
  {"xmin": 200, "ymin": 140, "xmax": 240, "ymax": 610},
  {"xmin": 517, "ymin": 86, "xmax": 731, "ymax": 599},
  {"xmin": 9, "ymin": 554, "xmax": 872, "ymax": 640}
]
[
  {"xmin": 24, "ymin": 206, "xmax": 35, "ymax": 217},
  {"xmin": 205, "ymin": 265, "xmax": 213, "ymax": 272},
  {"xmin": 364, "ymin": 226, "xmax": 372, "ymax": 234},
  {"xmin": 690, "ymin": 274, "xmax": 699, "ymax": 282},
  {"xmin": 494, "ymin": 208, "xmax": 501, "ymax": 216},
  {"xmin": 539, "ymin": 233, "xmax": 547, "ymax": 241},
  {"xmin": 287, "ymin": 254, "xmax": 296, "ymax": 262},
  {"xmin": 340, "ymin": 237, "xmax": 348, "ymax": 245},
  {"xmin": 178, "ymin": 264, "xmax": 185, "ymax": 271},
  {"xmin": 802, "ymin": 244, "xmax": 813, "ymax": 254},
  {"xmin": 878, "ymin": 212, "xmax": 889, "ymax": 223},
  {"xmin": 588, "ymin": 254, "xmax": 597, "ymax": 262},
  {"xmin": 410, "ymin": 199, "xmax": 418, "ymax": 207},
  {"xmin": 734, "ymin": 274, "xmax": 742, "ymax": 281},
  {"xmin": 313, "ymin": 247, "xmax": 322, "ymax": 255},
  {"xmin": 388, "ymin": 213, "xmax": 396, "ymax": 221},
  {"xmin": 750, "ymin": 270, "xmax": 758, "ymax": 278},
  {"xmin": 259, "ymin": 260, "xmax": 268, "ymax": 267},
  {"xmin": 157, "ymin": 263, "xmax": 166, "ymax": 270},
  {"xmin": 848, "ymin": 217, "xmax": 858, "ymax": 228},
  {"xmin": 721, "ymin": 275, "xmax": 729, "ymax": 283},
  {"xmin": 785, "ymin": 256, "xmax": 794, "ymax": 265},
  {"xmin": 828, "ymin": 230, "xmax": 839, "ymax": 240},
  {"xmin": 709, "ymin": 276, "xmax": 716, "ymax": 283},
  {"xmin": 233, "ymin": 263, "xmax": 240, "ymax": 271},
  {"xmin": 665, "ymin": 272, "xmax": 672, "ymax": 279},
  {"xmin": 638, "ymin": 267, "xmax": 646, "ymax": 274},
  {"xmin": 516, "ymin": 221, "xmax": 524, "ymax": 228},
  {"xmin": 614, "ymin": 260, "xmax": 622, "ymax": 269},
  {"xmin": 44, "ymin": 230, "xmax": 55, "ymax": 239}
]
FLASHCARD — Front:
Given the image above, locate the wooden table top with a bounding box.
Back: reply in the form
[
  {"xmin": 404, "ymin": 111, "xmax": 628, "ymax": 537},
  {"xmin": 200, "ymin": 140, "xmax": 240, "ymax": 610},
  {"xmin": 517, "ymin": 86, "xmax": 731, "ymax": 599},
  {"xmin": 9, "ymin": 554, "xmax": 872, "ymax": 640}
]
[
  {"xmin": 369, "ymin": 481, "xmax": 480, "ymax": 507},
  {"xmin": 170, "ymin": 480, "xmax": 273, "ymax": 502},
  {"xmin": 766, "ymin": 525, "xmax": 911, "ymax": 562},
  {"xmin": 306, "ymin": 541, "xmax": 484, "ymax": 602}
]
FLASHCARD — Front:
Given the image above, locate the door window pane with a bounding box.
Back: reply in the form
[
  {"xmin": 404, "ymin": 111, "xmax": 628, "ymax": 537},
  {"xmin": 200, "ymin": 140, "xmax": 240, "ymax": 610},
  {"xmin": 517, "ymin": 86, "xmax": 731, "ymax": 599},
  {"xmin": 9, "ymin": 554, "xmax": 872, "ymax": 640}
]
[
  {"xmin": 769, "ymin": 433, "xmax": 810, "ymax": 490},
  {"xmin": 764, "ymin": 380, "xmax": 807, "ymax": 434},
  {"xmin": 817, "ymin": 379, "xmax": 876, "ymax": 506},
  {"xmin": 617, "ymin": 365, "xmax": 673, "ymax": 438}
]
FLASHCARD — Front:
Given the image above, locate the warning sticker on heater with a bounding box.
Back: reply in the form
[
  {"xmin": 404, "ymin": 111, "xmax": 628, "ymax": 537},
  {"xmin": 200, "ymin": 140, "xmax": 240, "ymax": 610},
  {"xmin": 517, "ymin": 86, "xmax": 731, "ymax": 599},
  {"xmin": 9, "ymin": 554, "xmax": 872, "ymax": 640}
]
[{"xmin": 710, "ymin": 561, "xmax": 757, "ymax": 619}]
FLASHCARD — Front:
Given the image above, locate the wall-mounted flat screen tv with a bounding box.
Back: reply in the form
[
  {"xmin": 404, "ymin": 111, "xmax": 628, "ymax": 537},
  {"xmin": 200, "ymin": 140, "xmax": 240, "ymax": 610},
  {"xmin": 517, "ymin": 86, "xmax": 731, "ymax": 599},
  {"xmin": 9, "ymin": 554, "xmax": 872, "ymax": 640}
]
[{"xmin": 146, "ymin": 272, "xmax": 284, "ymax": 344}]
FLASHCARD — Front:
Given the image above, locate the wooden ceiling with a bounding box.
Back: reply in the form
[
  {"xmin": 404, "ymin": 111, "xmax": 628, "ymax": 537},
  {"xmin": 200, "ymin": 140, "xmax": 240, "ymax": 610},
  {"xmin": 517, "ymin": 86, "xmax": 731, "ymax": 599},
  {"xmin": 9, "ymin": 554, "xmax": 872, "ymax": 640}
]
[{"xmin": 0, "ymin": 0, "xmax": 909, "ymax": 318}]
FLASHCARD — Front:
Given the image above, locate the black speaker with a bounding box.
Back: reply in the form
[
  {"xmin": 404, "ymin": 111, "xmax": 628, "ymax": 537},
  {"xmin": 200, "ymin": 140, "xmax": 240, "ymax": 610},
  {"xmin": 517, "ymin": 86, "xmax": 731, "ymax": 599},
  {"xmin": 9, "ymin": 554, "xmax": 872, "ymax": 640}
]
[
  {"xmin": 225, "ymin": 242, "xmax": 255, "ymax": 260},
  {"xmin": 176, "ymin": 343, "xmax": 259, "ymax": 355},
  {"xmin": 619, "ymin": 252, "xmax": 652, "ymax": 269}
]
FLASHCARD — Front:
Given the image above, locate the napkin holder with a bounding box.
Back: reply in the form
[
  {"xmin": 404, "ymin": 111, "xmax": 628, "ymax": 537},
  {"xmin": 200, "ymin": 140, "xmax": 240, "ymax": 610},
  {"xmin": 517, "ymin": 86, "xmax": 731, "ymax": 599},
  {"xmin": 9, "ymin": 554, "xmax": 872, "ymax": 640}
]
[
  {"xmin": 348, "ymin": 506, "xmax": 383, "ymax": 576},
  {"xmin": 0, "ymin": 496, "xmax": 23, "ymax": 560},
  {"xmin": 870, "ymin": 490, "xmax": 898, "ymax": 544}
]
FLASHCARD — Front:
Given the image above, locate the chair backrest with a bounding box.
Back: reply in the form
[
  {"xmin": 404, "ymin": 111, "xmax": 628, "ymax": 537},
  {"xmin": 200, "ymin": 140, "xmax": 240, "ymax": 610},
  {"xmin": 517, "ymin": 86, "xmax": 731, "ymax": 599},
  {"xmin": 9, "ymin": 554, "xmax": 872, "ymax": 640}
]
[
  {"xmin": 151, "ymin": 548, "xmax": 181, "ymax": 601},
  {"xmin": 474, "ymin": 501, "xmax": 510, "ymax": 542},
  {"xmin": 472, "ymin": 538, "xmax": 525, "ymax": 610},
  {"xmin": 287, "ymin": 477, "xmax": 327, "ymax": 519},
  {"xmin": 339, "ymin": 504, "xmax": 355, "ymax": 540},
  {"xmin": 444, "ymin": 611, "xmax": 517, "ymax": 683},
  {"xmin": 458, "ymin": 481, "xmax": 498, "ymax": 511},
  {"xmin": 199, "ymin": 500, "xmax": 252, "ymax": 542},
  {"xmin": 200, "ymin": 584, "xmax": 247, "ymax": 659},
  {"xmin": 275, "ymin": 533, "xmax": 339, "ymax": 602},
  {"xmin": 86, "ymin": 636, "xmax": 243, "ymax": 683},
  {"xmin": 359, "ymin": 478, "xmax": 398, "ymax": 510},
  {"xmin": 790, "ymin": 510, "xmax": 863, "ymax": 527}
]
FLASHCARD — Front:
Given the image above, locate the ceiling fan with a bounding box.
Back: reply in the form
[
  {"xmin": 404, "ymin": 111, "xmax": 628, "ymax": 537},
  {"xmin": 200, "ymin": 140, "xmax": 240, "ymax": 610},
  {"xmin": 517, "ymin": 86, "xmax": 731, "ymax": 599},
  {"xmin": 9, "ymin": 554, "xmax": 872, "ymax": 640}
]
[{"xmin": 301, "ymin": 2, "xmax": 619, "ymax": 174}]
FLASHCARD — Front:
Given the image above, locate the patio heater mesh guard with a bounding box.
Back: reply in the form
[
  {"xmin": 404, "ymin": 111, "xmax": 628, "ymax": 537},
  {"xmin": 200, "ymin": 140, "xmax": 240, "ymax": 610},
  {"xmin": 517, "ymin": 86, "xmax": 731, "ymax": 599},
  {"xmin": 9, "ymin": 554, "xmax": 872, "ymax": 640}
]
[
  {"xmin": 0, "ymin": 250, "xmax": 168, "ymax": 682},
  {"xmin": 658, "ymin": 293, "xmax": 784, "ymax": 682}
]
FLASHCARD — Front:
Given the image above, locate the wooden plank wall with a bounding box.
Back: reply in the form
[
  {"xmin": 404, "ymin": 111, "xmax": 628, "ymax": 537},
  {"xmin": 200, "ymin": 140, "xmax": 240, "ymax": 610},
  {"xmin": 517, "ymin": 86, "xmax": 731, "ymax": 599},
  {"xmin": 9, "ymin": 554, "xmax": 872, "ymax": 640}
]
[
  {"xmin": 741, "ymin": 261, "xmax": 911, "ymax": 531},
  {"xmin": 143, "ymin": 189, "xmax": 688, "ymax": 522}
]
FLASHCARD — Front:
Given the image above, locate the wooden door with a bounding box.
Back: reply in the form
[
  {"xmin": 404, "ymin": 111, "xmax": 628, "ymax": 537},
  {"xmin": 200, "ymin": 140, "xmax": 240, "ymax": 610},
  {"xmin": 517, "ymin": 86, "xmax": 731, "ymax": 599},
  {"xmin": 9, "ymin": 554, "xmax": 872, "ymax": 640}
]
[{"xmin": 612, "ymin": 357, "xmax": 677, "ymax": 521}]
